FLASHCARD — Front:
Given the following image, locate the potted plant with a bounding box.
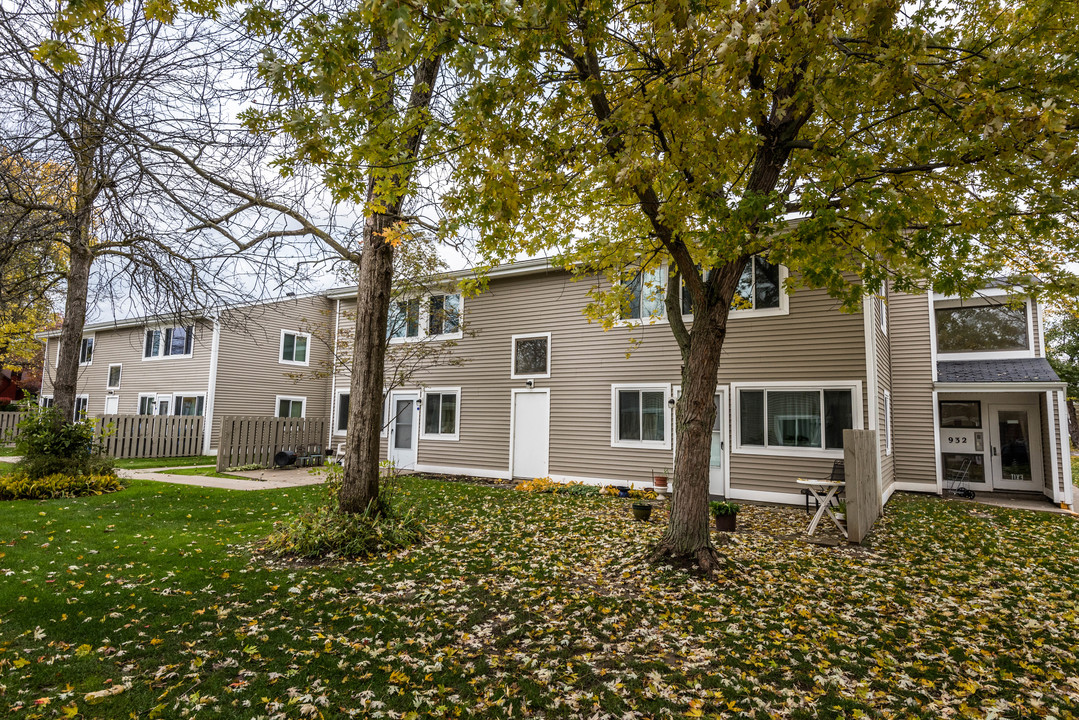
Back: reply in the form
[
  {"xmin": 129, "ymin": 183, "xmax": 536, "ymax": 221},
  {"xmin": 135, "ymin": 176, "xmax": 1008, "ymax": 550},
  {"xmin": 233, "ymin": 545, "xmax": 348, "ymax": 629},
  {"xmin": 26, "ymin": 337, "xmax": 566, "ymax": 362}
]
[
  {"xmin": 632, "ymin": 502, "xmax": 652, "ymax": 521},
  {"xmin": 834, "ymin": 500, "xmax": 847, "ymax": 523},
  {"xmin": 709, "ymin": 500, "xmax": 741, "ymax": 532},
  {"xmin": 652, "ymin": 469, "xmax": 669, "ymax": 491},
  {"xmin": 615, "ymin": 485, "xmax": 630, "ymax": 498}
]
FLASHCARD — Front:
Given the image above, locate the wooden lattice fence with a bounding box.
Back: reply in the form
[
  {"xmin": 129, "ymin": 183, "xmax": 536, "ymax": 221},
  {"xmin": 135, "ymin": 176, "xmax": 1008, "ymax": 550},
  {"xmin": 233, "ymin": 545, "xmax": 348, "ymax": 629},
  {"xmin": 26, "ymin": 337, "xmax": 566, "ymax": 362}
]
[
  {"xmin": 96, "ymin": 415, "xmax": 204, "ymax": 459},
  {"xmin": 0, "ymin": 411, "xmax": 25, "ymax": 443},
  {"xmin": 216, "ymin": 416, "xmax": 327, "ymax": 472}
]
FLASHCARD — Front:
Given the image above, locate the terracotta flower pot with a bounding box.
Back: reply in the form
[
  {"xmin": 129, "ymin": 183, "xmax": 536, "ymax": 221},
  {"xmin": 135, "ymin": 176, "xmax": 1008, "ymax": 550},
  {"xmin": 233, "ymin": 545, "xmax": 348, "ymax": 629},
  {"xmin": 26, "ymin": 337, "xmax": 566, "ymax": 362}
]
[
  {"xmin": 714, "ymin": 514, "xmax": 736, "ymax": 532},
  {"xmin": 632, "ymin": 503, "xmax": 652, "ymax": 521},
  {"xmin": 652, "ymin": 475, "xmax": 668, "ymax": 490}
]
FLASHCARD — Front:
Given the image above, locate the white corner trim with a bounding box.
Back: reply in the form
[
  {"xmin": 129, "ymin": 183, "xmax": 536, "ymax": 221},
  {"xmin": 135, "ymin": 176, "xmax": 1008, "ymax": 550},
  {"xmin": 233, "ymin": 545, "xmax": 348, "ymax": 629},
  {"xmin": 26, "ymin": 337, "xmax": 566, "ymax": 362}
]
[
  {"xmin": 329, "ymin": 298, "xmax": 340, "ymax": 449},
  {"xmin": 509, "ymin": 332, "xmax": 552, "ymax": 380},
  {"xmin": 864, "ymin": 292, "xmax": 884, "ymax": 503},
  {"xmin": 1046, "ymin": 391, "xmax": 1061, "ymax": 504},
  {"xmin": 928, "ymin": 293, "xmax": 938, "ymax": 383},
  {"xmin": 203, "ymin": 317, "xmax": 222, "ymax": 450},
  {"xmin": 931, "ymin": 390, "xmax": 943, "ymax": 494}
]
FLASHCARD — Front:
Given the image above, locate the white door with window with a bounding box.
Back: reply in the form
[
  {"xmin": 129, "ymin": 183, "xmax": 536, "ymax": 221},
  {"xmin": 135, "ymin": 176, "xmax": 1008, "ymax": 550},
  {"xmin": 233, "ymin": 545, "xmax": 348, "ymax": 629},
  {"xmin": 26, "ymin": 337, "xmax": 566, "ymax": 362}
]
[
  {"xmin": 511, "ymin": 389, "xmax": 550, "ymax": 478},
  {"xmin": 103, "ymin": 395, "xmax": 119, "ymax": 415},
  {"xmin": 673, "ymin": 388, "xmax": 728, "ymax": 496},
  {"xmin": 989, "ymin": 404, "xmax": 1042, "ymax": 491},
  {"xmin": 387, "ymin": 392, "xmax": 419, "ymax": 470},
  {"xmin": 155, "ymin": 394, "xmax": 171, "ymax": 416}
]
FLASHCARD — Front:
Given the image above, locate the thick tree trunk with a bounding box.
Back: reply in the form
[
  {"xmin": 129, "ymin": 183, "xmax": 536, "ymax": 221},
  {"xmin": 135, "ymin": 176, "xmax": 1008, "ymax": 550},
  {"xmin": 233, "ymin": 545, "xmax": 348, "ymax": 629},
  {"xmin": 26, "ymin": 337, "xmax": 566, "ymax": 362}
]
[
  {"xmin": 339, "ymin": 212, "xmax": 396, "ymax": 514},
  {"xmin": 53, "ymin": 240, "xmax": 92, "ymax": 423},
  {"xmin": 1068, "ymin": 399, "xmax": 1078, "ymax": 450}
]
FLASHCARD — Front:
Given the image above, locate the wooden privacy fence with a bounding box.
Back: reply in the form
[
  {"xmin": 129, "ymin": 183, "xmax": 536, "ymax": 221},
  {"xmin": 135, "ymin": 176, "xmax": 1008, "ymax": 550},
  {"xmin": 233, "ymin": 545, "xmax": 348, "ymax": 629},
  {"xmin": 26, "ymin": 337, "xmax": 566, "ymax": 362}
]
[
  {"xmin": 843, "ymin": 429, "xmax": 883, "ymax": 544},
  {"xmin": 217, "ymin": 416, "xmax": 327, "ymax": 472},
  {"xmin": 96, "ymin": 414, "xmax": 204, "ymax": 459},
  {"xmin": 0, "ymin": 412, "xmax": 25, "ymax": 442}
]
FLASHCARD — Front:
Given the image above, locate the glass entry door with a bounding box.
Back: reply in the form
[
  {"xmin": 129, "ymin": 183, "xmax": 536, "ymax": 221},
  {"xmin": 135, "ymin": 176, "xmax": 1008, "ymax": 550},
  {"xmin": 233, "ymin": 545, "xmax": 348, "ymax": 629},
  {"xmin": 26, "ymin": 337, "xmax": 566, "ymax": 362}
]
[
  {"xmin": 387, "ymin": 392, "xmax": 419, "ymax": 470},
  {"xmin": 989, "ymin": 405, "xmax": 1042, "ymax": 491},
  {"xmin": 708, "ymin": 391, "xmax": 727, "ymax": 497}
]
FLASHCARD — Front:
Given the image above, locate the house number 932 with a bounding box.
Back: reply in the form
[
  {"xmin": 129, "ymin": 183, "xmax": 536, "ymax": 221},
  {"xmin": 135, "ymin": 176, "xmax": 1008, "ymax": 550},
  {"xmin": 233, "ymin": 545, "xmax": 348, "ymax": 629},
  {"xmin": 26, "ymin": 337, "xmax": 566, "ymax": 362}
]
[{"xmin": 946, "ymin": 436, "xmax": 968, "ymax": 445}]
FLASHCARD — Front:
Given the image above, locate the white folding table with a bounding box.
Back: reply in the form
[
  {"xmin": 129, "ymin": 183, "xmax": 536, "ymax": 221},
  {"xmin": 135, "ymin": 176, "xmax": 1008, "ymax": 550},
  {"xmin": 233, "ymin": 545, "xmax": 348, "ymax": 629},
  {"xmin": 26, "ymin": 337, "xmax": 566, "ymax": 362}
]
[{"xmin": 796, "ymin": 478, "xmax": 848, "ymax": 539}]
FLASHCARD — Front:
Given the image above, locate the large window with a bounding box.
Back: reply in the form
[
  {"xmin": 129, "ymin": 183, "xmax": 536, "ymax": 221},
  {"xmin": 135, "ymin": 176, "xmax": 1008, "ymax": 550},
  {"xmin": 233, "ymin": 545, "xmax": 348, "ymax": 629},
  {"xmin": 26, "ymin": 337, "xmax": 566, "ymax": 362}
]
[
  {"xmin": 144, "ymin": 326, "xmax": 193, "ymax": 359},
  {"xmin": 621, "ymin": 266, "xmax": 667, "ymax": 321},
  {"xmin": 277, "ymin": 396, "xmax": 306, "ymax": 418},
  {"xmin": 612, "ymin": 384, "xmax": 670, "ymax": 449},
  {"xmin": 422, "ymin": 389, "xmax": 459, "ymax": 440},
  {"xmin": 280, "ymin": 331, "xmax": 310, "ymax": 365},
  {"xmin": 511, "ymin": 333, "xmax": 551, "ymax": 378},
  {"xmin": 388, "ymin": 298, "xmax": 421, "ymax": 340},
  {"xmin": 174, "ymin": 395, "xmax": 205, "ymax": 416},
  {"xmin": 428, "ymin": 294, "xmax": 461, "ymax": 336},
  {"xmin": 79, "ymin": 337, "xmax": 94, "ymax": 365},
  {"xmin": 737, "ymin": 386, "xmax": 857, "ymax": 453},
  {"xmin": 935, "ymin": 303, "xmax": 1029, "ymax": 354},
  {"xmin": 138, "ymin": 394, "xmax": 155, "ymax": 415}
]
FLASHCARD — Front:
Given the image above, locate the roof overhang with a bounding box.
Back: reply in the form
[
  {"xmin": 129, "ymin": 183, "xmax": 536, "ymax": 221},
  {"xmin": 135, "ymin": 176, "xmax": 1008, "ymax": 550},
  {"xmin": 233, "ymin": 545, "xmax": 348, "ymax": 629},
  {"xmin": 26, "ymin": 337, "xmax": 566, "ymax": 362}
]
[
  {"xmin": 324, "ymin": 257, "xmax": 561, "ymax": 300},
  {"xmin": 935, "ymin": 382, "xmax": 1067, "ymax": 393}
]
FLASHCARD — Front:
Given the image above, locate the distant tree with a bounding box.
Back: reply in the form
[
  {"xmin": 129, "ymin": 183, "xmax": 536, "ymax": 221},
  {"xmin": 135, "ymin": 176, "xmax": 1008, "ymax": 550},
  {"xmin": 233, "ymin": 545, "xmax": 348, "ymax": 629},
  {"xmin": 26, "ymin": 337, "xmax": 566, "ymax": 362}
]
[{"xmin": 1046, "ymin": 310, "xmax": 1079, "ymax": 448}]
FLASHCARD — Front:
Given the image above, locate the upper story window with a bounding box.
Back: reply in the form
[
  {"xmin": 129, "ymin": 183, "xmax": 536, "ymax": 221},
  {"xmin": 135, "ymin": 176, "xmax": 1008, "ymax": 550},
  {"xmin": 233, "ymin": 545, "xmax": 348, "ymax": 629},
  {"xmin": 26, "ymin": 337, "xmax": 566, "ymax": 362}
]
[
  {"xmin": 736, "ymin": 384, "xmax": 857, "ymax": 455},
  {"xmin": 280, "ymin": 330, "xmax": 310, "ymax": 365},
  {"xmin": 428, "ymin": 294, "xmax": 461, "ymax": 336},
  {"xmin": 144, "ymin": 325, "xmax": 193, "ymax": 359},
  {"xmin": 388, "ymin": 298, "xmax": 420, "ymax": 340},
  {"xmin": 629, "ymin": 256, "xmax": 786, "ymax": 322},
  {"xmin": 733, "ymin": 256, "xmax": 781, "ymax": 312},
  {"xmin": 935, "ymin": 301, "xmax": 1030, "ymax": 356},
  {"xmin": 79, "ymin": 337, "xmax": 94, "ymax": 365},
  {"xmin": 511, "ymin": 333, "xmax": 551, "ymax": 379},
  {"xmin": 106, "ymin": 364, "xmax": 122, "ymax": 389},
  {"xmin": 621, "ymin": 266, "xmax": 667, "ymax": 321}
]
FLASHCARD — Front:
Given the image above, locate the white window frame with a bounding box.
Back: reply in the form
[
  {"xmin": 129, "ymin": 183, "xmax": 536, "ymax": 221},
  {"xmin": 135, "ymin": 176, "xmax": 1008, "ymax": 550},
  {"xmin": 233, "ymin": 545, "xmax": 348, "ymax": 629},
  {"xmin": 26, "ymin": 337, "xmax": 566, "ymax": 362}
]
[
  {"xmin": 617, "ymin": 265, "xmax": 669, "ymax": 326},
  {"xmin": 171, "ymin": 393, "xmax": 206, "ymax": 416},
  {"xmin": 279, "ymin": 330, "xmax": 311, "ymax": 366},
  {"xmin": 426, "ymin": 293, "xmax": 465, "ymax": 340},
  {"xmin": 884, "ymin": 390, "xmax": 893, "ymax": 456},
  {"xmin": 74, "ymin": 394, "xmax": 89, "ymax": 420},
  {"xmin": 143, "ymin": 325, "xmax": 194, "ymax": 361},
  {"xmin": 510, "ymin": 332, "xmax": 552, "ymax": 379},
  {"xmin": 275, "ymin": 395, "xmax": 307, "ymax": 418},
  {"xmin": 420, "ymin": 387, "xmax": 461, "ymax": 441},
  {"xmin": 334, "ymin": 389, "xmax": 350, "ymax": 435},
  {"xmin": 106, "ymin": 363, "xmax": 123, "ymax": 390},
  {"xmin": 731, "ymin": 381, "xmax": 863, "ymax": 459},
  {"xmin": 933, "ymin": 294, "xmax": 1034, "ymax": 361},
  {"xmin": 387, "ymin": 296, "xmax": 423, "ymax": 344},
  {"xmin": 137, "ymin": 393, "xmax": 157, "ymax": 415},
  {"xmin": 40, "ymin": 395, "xmax": 54, "ymax": 408},
  {"xmin": 727, "ymin": 259, "xmax": 790, "ymax": 318},
  {"xmin": 610, "ymin": 383, "xmax": 672, "ymax": 450},
  {"xmin": 79, "ymin": 336, "xmax": 95, "ymax": 366}
]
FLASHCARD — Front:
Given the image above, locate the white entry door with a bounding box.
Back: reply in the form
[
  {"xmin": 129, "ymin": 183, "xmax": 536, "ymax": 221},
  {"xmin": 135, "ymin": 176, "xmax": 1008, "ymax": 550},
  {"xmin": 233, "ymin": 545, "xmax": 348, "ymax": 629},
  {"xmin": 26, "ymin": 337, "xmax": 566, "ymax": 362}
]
[
  {"xmin": 989, "ymin": 404, "xmax": 1042, "ymax": 491},
  {"xmin": 155, "ymin": 394, "xmax": 171, "ymax": 416},
  {"xmin": 387, "ymin": 392, "xmax": 419, "ymax": 471},
  {"xmin": 103, "ymin": 395, "xmax": 119, "ymax": 415},
  {"xmin": 708, "ymin": 390, "xmax": 728, "ymax": 496},
  {"xmin": 511, "ymin": 390, "xmax": 550, "ymax": 478}
]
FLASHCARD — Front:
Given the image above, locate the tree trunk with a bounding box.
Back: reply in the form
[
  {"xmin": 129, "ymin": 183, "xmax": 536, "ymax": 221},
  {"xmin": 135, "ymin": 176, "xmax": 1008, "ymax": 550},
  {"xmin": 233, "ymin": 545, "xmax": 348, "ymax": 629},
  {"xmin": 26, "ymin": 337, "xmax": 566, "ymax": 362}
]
[
  {"xmin": 1068, "ymin": 399, "xmax": 1078, "ymax": 450},
  {"xmin": 53, "ymin": 241, "xmax": 92, "ymax": 423},
  {"xmin": 339, "ymin": 212, "xmax": 396, "ymax": 514}
]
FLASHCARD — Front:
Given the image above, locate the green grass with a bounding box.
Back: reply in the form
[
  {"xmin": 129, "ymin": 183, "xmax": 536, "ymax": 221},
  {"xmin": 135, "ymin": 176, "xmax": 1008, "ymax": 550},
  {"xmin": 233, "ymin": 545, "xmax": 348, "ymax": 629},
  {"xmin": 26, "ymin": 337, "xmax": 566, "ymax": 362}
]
[
  {"xmin": 111, "ymin": 455, "xmax": 217, "ymax": 470},
  {"xmin": 0, "ymin": 444, "xmax": 18, "ymax": 457},
  {"xmin": 158, "ymin": 466, "xmax": 253, "ymax": 481},
  {"xmin": 2, "ymin": 481, "xmax": 1078, "ymax": 719}
]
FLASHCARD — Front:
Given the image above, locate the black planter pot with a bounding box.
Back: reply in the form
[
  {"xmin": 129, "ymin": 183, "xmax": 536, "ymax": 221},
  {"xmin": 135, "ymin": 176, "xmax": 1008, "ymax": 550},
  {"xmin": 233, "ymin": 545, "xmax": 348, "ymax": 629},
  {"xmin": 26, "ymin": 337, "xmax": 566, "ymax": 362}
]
[
  {"xmin": 713, "ymin": 514, "xmax": 737, "ymax": 532},
  {"xmin": 616, "ymin": 486, "xmax": 630, "ymax": 498},
  {"xmin": 632, "ymin": 503, "xmax": 652, "ymax": 521}
]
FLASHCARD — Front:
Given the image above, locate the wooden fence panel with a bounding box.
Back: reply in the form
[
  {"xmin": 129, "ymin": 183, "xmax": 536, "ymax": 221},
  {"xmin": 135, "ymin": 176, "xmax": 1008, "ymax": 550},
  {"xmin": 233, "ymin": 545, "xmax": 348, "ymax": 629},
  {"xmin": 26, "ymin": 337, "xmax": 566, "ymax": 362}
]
[
  {"xmin": 844, "ymin": 429, "xmax": 882, "ymax": 544},
  {"xmin": 95, "ymin": 415, "xmax": 204, "ymax": 460},
  {"xmin": 0, "ymin": 412, "xmax": 25, "ymax": 443},
  {"xmin": 216, "ymin": 416, "xmax": 327, "ymax": 472}
]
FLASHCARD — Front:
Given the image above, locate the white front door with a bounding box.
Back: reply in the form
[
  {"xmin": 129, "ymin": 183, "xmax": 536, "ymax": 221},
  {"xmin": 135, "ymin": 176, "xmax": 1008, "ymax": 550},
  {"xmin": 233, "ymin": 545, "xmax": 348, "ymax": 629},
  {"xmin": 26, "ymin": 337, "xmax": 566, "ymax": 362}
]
[
  {"xmin": 989, "ymin": 404, "xmax": 1042, "ymax": 491},
  {"xmin": 708, "ymin": 391, "xmax": 728, "ymax": 497},
  {"xmin": 103, "ymin": 395, "xmax": 119, "ymax": 415},
  {"xmin": 155, "ymin": 394, "xmax": 171, "ymax": 416},
  {"xmin": 511, "ymin": 390, "xmax": 550, "ymax": 478},
  {"xmin": 387, "ymin": 392, "xmax": 419, "ymax": 471}
]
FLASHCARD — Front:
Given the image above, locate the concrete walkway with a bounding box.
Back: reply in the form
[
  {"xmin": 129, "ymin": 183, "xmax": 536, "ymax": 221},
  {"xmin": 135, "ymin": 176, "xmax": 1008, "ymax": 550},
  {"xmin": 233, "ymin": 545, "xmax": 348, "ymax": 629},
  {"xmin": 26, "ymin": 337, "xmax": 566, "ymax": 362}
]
[
  {"xmin": 118, "ymin": 465, "xmax": 325, "ymax": 491},
  {"xmin": 953, "ymin": 491, "xmax": 1079, "ymax": 516}
]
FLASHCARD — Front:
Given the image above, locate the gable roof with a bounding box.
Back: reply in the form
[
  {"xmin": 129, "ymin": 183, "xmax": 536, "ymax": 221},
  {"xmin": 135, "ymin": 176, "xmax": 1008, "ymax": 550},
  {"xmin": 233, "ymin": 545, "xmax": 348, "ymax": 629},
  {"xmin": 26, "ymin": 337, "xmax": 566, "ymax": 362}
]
[{"xmin": 937, "ymin": 358, "xmax": 1061, "ymax": 384}]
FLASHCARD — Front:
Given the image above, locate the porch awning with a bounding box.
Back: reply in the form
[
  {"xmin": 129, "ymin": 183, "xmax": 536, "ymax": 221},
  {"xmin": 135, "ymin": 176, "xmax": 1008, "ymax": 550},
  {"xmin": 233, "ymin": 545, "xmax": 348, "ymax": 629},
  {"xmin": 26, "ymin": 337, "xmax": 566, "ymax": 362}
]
[{"xmin": 937, "ymin": 358, "xmax": 1061, "ymax": 385}]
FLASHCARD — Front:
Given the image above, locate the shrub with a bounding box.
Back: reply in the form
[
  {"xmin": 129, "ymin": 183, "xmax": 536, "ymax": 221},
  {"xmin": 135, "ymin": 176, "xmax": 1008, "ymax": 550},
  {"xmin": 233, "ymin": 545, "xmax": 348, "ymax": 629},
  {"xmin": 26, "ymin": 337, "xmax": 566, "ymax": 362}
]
[
  {"xmin": 265, "ymin": 467, "xmax": 423, "ymax": 559},
  {"xmin": 0, "ymin": 473, "xmax": 125, "ymax": 501},
  {"xmin": 14, "ymin": 406, "xmax": 115, "ymax": 480},
  {"xmin": 515, "ymin": 477, "xmax": 599, "ymax": 495},
  {"xmin": 600, "ymin": 485, "xmax": 657, "ymax": 499},
  {"xmin": 709, "ymin": 500, "xmax": 741, "ymax": 517}
]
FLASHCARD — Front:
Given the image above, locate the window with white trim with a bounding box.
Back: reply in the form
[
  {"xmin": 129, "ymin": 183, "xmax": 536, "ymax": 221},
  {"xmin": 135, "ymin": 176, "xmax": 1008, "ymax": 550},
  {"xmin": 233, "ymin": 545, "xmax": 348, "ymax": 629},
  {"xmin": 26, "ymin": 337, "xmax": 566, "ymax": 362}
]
[
  {"xmin": 106, "ymin": 364, "xmax": 122, "ymax": 390},
  {"xmin": 173, "ymin": 395, "xmax": 205, "ymax": 416},
  {"xmin": 511, "ymin": 333, "xmax": 551, "ymax": 378},
  {"xmin": 74, "ymin": 395, "xmax": 89, "ymax": 419},
  {"xmin": 138, "ymin": 394, "xmax": 156, "ymax": 415},
  {"xmin": 621, "ymin": 266, "xmax": 667, "ymax": 321},
  {"xmin": 277, "ymin": 396, "xmax": 306, "ymax": 418},
  {"xmin": 737, "ymin": 386, "xmax": 856, "ymax": 452},
  {"xmin": 280, "ymin": 331, "xmax": 310, "ymax": 365},
  {"xmin": 428, "ymin": 294, "xmax": 461, "ymax": 336},
  {"xmin": 612, "ymin": 384, "xmax": 671, "ymax": 449},
  {"xmin": 335, "ymin": 391, "xmax": 350, "ymax": 433},
  {"xmin": 884, "ymin": 390, "xmax": 893, "ymax": 455},
  {"xmin": 422, "ymin": 389, "xmax": 459, "ymax": 440},
  {"xmin": 935, "ymin": 302, "xmax": 1029, "ymax": 354},
  {"xmin": 732, "ymin": 257, "xmax": 781, "ymax": 311},
  {"xmin": 79, "ymin": 337, "xmax": 94, "ymax": 365},
  {"xmin": 388, "ymin": 298, "xmax": 420, "ymax": 340},
  {"xmin": 40, "ymin": 395, "xmax": 54, "ymax": 408},
  {"xmin": 144, "ymin": 326, "xmax": 194, "ymax": 359}
]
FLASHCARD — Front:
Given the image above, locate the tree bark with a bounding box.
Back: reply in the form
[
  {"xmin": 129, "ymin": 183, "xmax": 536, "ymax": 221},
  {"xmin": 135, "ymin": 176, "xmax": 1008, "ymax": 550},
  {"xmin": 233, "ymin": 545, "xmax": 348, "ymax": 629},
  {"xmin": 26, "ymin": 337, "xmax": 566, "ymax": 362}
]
[
  {"xmin": 53, "ymin": 243, "xmax": 92, "ymax": 422},
  {"xmin": 1068, "ymin": 399, "xmax": 1078, "ymax": 450}
]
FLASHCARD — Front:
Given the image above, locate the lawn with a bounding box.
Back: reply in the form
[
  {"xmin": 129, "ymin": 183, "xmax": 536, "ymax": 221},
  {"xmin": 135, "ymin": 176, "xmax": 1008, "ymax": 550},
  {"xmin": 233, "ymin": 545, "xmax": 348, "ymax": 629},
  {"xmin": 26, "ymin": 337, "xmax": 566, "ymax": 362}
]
[
  {"xmin": 112, "ymin": 455, "xmax": 218, "ymax": 470},
  {"xmin": 2, "ymin": 480, "xmax": 1078, "ymax": 720}
]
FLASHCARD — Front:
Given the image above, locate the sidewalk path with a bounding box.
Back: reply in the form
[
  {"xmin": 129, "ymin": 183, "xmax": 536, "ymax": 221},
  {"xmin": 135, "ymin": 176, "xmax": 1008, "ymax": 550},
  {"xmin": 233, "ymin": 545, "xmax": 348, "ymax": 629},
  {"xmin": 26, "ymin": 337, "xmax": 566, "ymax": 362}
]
[{"xmin": 118, "ymin": 466, "xmax": 324, "ymax": 491}]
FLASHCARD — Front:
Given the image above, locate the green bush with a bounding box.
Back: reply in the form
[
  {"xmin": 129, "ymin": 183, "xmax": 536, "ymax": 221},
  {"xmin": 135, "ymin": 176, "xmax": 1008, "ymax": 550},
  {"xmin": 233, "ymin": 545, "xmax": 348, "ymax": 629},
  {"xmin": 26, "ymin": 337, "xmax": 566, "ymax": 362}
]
[
  {"xmin": 14, "ymin": 406, "xmax": 115, "ymax": 480},
  {"xmin": 0, "ymin": 473, "xmax": 125, "ymax": 501},
  {"xmin": 265, "ymin": 467, "xmax": 423, "ymax": 559},
  {"xmin": 709, "ymin": 500, "xmax": 741, "ymax": 517}
]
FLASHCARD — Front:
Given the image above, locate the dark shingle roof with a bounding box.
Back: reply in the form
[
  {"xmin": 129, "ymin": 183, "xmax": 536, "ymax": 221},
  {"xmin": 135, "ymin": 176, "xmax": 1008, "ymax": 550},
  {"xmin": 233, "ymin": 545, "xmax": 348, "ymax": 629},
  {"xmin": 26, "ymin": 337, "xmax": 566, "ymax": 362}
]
[{"xmin": 937, "ymin": 358, "xmax": 1061, "ymax": 384}]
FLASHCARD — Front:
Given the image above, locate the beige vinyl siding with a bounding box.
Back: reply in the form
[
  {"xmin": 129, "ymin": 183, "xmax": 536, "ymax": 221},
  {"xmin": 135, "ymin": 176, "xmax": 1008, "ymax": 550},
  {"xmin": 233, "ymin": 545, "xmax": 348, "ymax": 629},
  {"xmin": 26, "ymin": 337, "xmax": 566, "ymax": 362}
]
[
  {"xmin": 211, "ymin": 296, "xmax": 335, "ymax": 449},
  {"xmin": 1032, "ymin": 297, "xmax": 1043, "ymax": 356},
  {"xmin": 40, "ymin": 321, "xmax": 213, "ymax": 417},
  {"xmin": 889, "ymin": 290, "xmax": 938, "ymax": 488},
  {"xmin": 337, "ymin": 270, "xmax": 869, "ymax": 495},
  {"xmin": 876, "ymin": 290, "xmax": 895, "ymax": 493}
]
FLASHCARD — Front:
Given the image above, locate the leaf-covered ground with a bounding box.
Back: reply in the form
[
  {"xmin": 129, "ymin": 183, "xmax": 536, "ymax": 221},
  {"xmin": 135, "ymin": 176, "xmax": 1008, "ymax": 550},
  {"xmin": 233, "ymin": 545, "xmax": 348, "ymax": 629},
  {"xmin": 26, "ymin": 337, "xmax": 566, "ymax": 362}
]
[{"xmin": 1, "ymin": 478, "xmax": 1077, "ymax": 719}]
